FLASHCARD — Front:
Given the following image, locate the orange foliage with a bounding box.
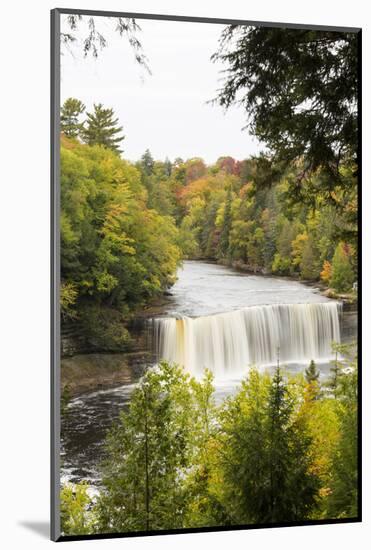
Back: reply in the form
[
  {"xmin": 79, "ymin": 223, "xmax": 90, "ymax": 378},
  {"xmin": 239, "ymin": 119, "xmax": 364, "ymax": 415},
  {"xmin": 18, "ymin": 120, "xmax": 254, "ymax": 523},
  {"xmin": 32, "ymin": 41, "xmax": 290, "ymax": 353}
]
[
  {"xmin": 216, "ymin": 156, "xmax": 239, "ymax": 175},
  {"xmin": 177, "ymin": 176, "xmax": 225, "ymax": 206},
  {"xmin": 60, "ymin": 133, "xmax": 78, "ymax": 149},
  {"xmin": 185, "ymin": 159, "xmax": 207, "ymax": 184},
  {"xmin": 320, "ymin": 260, "xmax": 332, "ymax": 283}
]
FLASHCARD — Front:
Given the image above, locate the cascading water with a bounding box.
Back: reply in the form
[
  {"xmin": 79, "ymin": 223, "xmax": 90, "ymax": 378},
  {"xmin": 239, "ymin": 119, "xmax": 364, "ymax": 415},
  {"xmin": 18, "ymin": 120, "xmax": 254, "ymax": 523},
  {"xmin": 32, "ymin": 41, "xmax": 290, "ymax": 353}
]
[{"xmin": 154, "ymin": 302, "xmax": 342, "ymax": 377}]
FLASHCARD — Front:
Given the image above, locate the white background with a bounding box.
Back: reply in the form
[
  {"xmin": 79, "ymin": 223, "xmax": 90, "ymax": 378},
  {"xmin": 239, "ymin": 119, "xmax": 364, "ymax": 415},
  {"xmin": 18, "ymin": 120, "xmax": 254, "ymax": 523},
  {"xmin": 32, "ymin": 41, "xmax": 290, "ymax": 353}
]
[
  {"xmin": 60, "ymin": 16, "xmax": 263, "ymax": 163},
  {"xmin": 0, "ymin": 0, "xmax": 369, "ymax": 548}
]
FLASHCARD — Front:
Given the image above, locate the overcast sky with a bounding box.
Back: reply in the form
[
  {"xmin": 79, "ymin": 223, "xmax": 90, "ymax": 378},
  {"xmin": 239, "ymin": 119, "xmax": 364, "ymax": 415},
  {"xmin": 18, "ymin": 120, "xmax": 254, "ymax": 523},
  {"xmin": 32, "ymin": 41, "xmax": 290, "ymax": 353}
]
[{"xmin": 61, "ymin": 15, "xmax": 263, "ymax": 164}]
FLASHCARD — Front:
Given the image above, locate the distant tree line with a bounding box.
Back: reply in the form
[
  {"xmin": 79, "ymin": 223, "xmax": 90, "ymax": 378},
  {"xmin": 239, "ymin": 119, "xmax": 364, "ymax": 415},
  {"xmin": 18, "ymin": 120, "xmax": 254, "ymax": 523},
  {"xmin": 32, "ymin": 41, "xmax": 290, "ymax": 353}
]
[
  {"xmin": 133, "ymin": 149, "xmax": 357, "ymax": 293},
  {"xmin": 60, "ymin": 96, "xmax": 357, "ymax": 359}
]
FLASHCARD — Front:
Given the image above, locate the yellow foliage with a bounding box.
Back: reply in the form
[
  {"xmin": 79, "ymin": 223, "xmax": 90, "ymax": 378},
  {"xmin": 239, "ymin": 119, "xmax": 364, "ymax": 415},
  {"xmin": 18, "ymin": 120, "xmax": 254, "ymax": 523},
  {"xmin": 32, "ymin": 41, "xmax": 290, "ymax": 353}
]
[
  {"xmin": 320, "ymin": 260, "xmax": 332, "ymax": 283},
  {"xmin": 291, "ymin": 232, "xmax": 308, "ymax": 267}
]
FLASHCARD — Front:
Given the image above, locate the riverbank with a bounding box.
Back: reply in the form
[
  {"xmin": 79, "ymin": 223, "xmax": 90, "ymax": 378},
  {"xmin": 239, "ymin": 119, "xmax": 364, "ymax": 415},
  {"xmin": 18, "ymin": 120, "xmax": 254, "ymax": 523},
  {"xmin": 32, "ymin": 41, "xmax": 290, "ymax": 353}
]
[
  {"xmin": 61, "ymin": 351, "xmax": 148, "ymax": 397},
  {"xmin": 216, "ymin": 258, "xmax": 358, "ymax": 306},
  {"xmin": 61, "ymin": 260, "xmax": 358, "ymax": 398}
]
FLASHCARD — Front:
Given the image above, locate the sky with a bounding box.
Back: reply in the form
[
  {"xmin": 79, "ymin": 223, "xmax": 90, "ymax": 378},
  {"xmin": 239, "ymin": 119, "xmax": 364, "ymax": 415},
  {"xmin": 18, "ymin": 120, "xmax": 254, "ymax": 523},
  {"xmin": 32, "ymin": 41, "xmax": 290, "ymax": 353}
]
[{"xmin": 60, "ymin": 15, "xmax": 263, "ymax": 164}]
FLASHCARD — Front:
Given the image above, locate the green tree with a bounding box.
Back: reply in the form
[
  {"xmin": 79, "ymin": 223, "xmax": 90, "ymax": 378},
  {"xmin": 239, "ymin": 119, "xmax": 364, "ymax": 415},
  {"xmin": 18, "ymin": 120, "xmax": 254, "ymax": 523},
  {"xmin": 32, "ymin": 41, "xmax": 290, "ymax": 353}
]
[
  {"xmin": 60, "ymin": 136, "xmax": 181, "ymax": 349},
  {"xmin": 271, "ymin": 217, "xmax": 295, "ymax": 275},
  {"xmin": 296, "ymin": 380, "xmax": 340, "ymax": 517},
  {"xmin": 212, "ymin": 27, "xmax": 358, "ymax": 206},
  {"xmin": 261, "ymin": 207, "xmax": 277, "ymax": 270},
  {"xmin": 96, "ymin": 362, "xmax": 193, "ymax": 532},
  {"xmin": 61, "ymin": 98, "xmax": 86, "ymax": 138},
  {"xmin": 305, "ymin": 359, "xmax": 320, "ymax": 384},
  {"xmin": 140, "ymin": 149, "xmax": 155, "ymax": 176},
  {"xmin": 216, "ymin": 367, "xmax": 320, "ymax": 524},
  {"xmin": 164, "ymin": 157, "xmax": 172, "ymax": 177},
  {"xmin": 300, "ymin": 235, "xmax": 321, "ymax": 280},
  {"xmin": 82, "ymin": 103, "xmax": 125, "ymax": 153},
  {"xmin": 60, "ymin": 281, "xmax": 78, "ymax": 320},
  {"xmin": 200, "ymin": 201, "xmax": 220, "ymax": 258},
  {"xmin": 328, "ymin": 353, "xmax": 342, "ymax": 400},
  {"xmin": 328, "ymin": 363, "xmax": 358, "ymax": 518},
  {"xmin": 144, "ymin": 161, "xmax": 177, "ymax": 216},
  {"xmin": 218, "ymin": 187, "xmax": 233, "ymax": 258},
  {"xmin": 330, "ymin": 243, "xmax": 354, "ymax": 292},
  {"xmin": 217, "ymin": 369, "xmax": 271, "ymax": 524},
  {"xmin": 265, "ymin": 366, "xmax": 320, "ymax": 522},
  {"xmin": 178, "ymin": 215, "xmax": 199, "ymax": 258},
  {"xmin": 61, "ymin": 483, "xmax": 95, "ymax": 535},
  {"xmin": 327, "ymin": 342, "xmax": 354, "ymax": 399},
  {"xmin": 229, "ymin": 219, "xmax": 251, "ymax": 262},
  {"xmin": 183, "ymin": 371, "xmax": 227, "ymax": 527}
]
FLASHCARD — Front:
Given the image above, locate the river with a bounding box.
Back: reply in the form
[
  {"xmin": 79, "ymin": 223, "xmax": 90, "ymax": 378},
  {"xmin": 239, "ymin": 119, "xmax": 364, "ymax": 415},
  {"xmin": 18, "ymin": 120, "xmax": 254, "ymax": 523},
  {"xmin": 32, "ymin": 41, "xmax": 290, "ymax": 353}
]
[{"xmin": 61, "ymin": 260, "xmax": 357, "ymax": 487}]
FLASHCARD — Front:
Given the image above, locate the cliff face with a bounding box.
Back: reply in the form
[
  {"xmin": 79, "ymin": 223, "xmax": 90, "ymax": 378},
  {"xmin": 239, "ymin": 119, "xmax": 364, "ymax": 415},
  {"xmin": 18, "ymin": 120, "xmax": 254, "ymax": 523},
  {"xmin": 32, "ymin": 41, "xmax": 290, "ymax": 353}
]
[
  {"xmin": 61, "ymin": 317, "xmax": 149, "ymax": 357},
  {"xmin": 60, "ymin": 317, "xmax": 155, "ymax": 396},
  {"xmin": 340, "ymin": 308, "xmax": 358, "ymax": 344},
  {"xmin": 61, "ymin": 321, "xmax": 90, "ymax": 357},
  {"xmin": 61, "ymin": 351, "xmax": 150, "ymax": 396}
]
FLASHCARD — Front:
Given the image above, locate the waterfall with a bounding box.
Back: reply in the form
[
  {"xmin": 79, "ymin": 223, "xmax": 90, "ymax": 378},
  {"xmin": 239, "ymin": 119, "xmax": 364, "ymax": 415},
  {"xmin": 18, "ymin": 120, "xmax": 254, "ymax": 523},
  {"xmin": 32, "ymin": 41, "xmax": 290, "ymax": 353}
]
[{"xmin": 154, "ymin": 302, "xmax": 341, "ymax": 377}]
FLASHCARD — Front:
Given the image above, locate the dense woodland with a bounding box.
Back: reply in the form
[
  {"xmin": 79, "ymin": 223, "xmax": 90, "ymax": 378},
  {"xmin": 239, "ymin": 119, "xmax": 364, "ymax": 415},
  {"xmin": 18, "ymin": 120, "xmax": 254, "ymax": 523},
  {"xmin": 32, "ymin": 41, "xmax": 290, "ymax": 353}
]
[
  {"xmin": 60, "ymin": 101, "xmax": 357, "ymax": 351},
  {"xmin": 59, "ymin": 109, "xmax": 358, "ymax": 532},
  {"xmin": 59, "ymin": 25, "xmax": 359, "ymax": 534}
]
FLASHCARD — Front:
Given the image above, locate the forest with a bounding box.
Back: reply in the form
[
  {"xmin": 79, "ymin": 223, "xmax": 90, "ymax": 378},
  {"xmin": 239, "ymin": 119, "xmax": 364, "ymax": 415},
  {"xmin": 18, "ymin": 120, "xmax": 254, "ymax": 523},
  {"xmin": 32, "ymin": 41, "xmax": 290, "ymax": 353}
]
[
  {"xmin": 60, "ymin": 100, "xmax": 357, "ymax": 352},
  {"xmin": 61, "ymin": 349, "xmax": 358, "ymax": 534},
  {"xmin": 59, "ymin": 24, "xmax": 359, "ymax": 536},
  {"xmin": 59, "ymin": 98, "xmax": 358, "ymax": 534}
]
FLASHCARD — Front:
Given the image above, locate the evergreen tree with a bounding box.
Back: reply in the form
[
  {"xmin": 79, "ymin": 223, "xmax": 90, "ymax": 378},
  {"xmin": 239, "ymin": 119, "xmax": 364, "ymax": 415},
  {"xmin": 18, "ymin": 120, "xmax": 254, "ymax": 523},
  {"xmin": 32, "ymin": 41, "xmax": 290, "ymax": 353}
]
[
  {"xmin": 217, "ymin": 366, "xmax": 320, "ymax": 524},
  {"xmin": 261, "ymin": 208, "xmax": 277, "ymax": 270},
  {"xmin": 327, "ymin": 347, "xmax": 343, "ymax": 399},
  {"xmin": 96, "ymin": 362, "xmax": 193, "ymax": 533},
  {"xmin": 265, "ymin": 366, "xmax": 319, "ymax": 523},
  {"xmin": 330, "ymin": 243, "xmax": 354, "ymax": 292},
  {"xmin": 140, "ymin": 149, "xmax": 155, "ymax": 176},
  {"xmin": 327, "ymin": 342, "xmax": 353, "ymax": 399},
  {"xmin": 305, "ymin": 359, "xmax": 320, "ymax": 384},
  {"xmin": 61, "ymin": 97, "xmax": 85, "ymax": 138},
  {"xmin": 201, "ymin": 202, "xmax": 218, "ymax": 258},
  {"xmin": 218, "ymin": 187, "xmax": 233, "ymax": 258},
  {"xmin": 328, "ymin": 366, "xmax": 358, "ymax": 518},
  {"xmin": 272, "ymin": 217, "xmax": 295, "ymax": 275},
  {"xmin": 82, "ymin": 103, "xmax": 125, "ymax": 153},
  {"xmin": 218, "ymin": 369, "xmax": 272, "ymax": 524},
  {"xmin": 164, "ymin": 157, "xmax": 172, "ymax": 177},
  {"xmin": 300, "ymin": 235, "xmax": 321, "ymax": 280},
  {"xmin": 212, "ymin": 27, "xmax": 358, "ymax": 209},
  {"xmin": 304, "ymin": 359, "xmax": 321, "ymax": 402}
]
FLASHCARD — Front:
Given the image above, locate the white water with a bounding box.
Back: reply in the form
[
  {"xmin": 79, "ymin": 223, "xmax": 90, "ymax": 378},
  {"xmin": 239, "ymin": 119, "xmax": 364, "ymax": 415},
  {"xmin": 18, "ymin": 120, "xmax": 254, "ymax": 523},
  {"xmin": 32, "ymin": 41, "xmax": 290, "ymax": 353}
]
[
  {"xmin": 62, "ymin": 262, "xmax": 353, "ymax": 485},
  {"xmin": 155, "ymin": 302, "xmax": 341, "ymax": 378}
]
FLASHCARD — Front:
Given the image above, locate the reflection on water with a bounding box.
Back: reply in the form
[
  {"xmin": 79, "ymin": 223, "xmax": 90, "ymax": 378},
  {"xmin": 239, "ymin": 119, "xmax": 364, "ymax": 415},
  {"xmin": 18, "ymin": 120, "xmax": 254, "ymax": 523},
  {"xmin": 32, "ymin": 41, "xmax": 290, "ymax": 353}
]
[{"xmin": 61, "ymin": 261, "xmax": 356, "ymax": 486}]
